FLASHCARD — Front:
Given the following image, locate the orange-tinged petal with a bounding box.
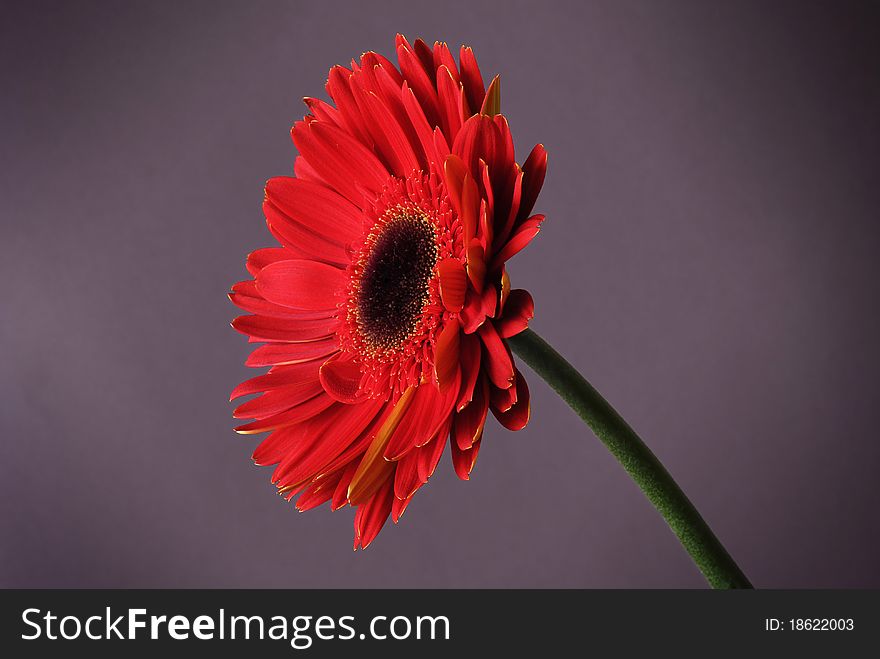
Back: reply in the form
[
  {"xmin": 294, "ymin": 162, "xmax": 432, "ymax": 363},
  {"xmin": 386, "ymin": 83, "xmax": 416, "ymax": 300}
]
[
  {"xmin": 272, "ymin": 397, "xmax": 385, "ymax": 488},
  {"xmin": 348, "ymin": 386, "xmax": 416, "ymax": 504},
  {"xmin": 480, "ymin": 75, "xmax": 501, "ymax": 116},
  {"xmin": 499, "ymin": 268, "xmax": 511, "ymax": 312},
  {"xmin": 383, "ymin": 384, "xmax": 437, "ymax": 460},
  {"xmin": 443, "ymin": 154, "xmax": 467, "ymax": 216}
]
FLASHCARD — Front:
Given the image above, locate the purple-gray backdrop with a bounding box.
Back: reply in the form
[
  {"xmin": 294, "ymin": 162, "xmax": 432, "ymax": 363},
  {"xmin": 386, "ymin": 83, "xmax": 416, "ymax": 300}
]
[{"xmin": 2, "ymin": 0, "xmax": 879, "ymax": 588}]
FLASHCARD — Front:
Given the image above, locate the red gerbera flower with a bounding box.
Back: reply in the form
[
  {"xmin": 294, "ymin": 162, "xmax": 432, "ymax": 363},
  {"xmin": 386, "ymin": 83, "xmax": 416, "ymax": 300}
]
[{"xmin": 230, "ymin": 35, "xmax": 547, "ymax": 549}]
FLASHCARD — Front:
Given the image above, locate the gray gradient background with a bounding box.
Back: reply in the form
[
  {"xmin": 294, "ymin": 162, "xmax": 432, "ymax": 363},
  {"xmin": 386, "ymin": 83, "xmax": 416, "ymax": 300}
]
[{"xmin": 2, "ymin": 0, "xmax": 879, "ymax": 588}]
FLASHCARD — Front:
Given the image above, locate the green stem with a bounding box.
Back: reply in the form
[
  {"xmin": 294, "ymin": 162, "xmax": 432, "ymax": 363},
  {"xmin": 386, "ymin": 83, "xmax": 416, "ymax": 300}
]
[{"xmin": 507, "ymin": 328, "xmax": 752, "ymax": 589}]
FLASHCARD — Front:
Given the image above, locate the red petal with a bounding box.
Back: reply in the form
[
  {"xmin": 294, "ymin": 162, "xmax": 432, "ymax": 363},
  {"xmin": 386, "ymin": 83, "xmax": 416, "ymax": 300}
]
[
  {"xmin": 348, "ymin": 386, "xmax": 416, "ymax": 504},
  {"xmin": 332, "ymin": 463, "xmax": 358, "ymax": 511},
  {"xmin": 433, "ymin": 42, "xmax": 459, "ymax": 83},
  {"xmin": 417, "ymin": 419, "xmax": 450, "ymax": 482},
  {"xmin": 488, "ymin": 379, "xmax": 518, "ymax": 414},
  {"xmin": 412, "ymin": 38, "xmax": 436, "ymax": 82},
  {"xmin": 303, "ymin": 96, "xmax": 343, "ymax": 128},
  {"xmin": 325, "ymin": 65, "xmax": 373, "ymax": 148},
  {"xmin": 265, "ymin": 176, "xmax": 362, "ymax": 243},
  {"xmin": 451, "ymin": 434, "xmax": 482, "ymax": 481},
  {"xmin": 452, "ymin": 114, "xmax": 500, "ymax": 181},
  {"xmin": 491, "ymin": 167, "xmax": 522, "ymax": 253},
  {"xmin": 437, "ymin": 257, "xmax": 467, "ymax": 312},
  {"xmin": 233, "ymin": 379, "xmax": 324, "ymax": 420},
  {"xmin": 466, "ymin": 241, "xmax": 486, "ymax": 293},
  {"xmin": 493, "ymin": 114, "xmax": 516, "ymax": 176},
  {"xmin": 252, "ymin": 427, "xmax": 300, "ymax": 466},
  {"xmin": 480, "ymin": 272, "xmax": 498, "ymax": 319},
  {"xmin": 319, "ymin": 352, "xmax": 365, "ymax": 403},
  {"xmin": 459, "ymin": 45, "xmax": 486, "ymax": 115},
  {"xmin": 391, "ymin": 493, "xmax": 413, "ymax": 523},
  {"xmin": 442, "ymin": 154, "xmax": 467, "ymax": 219},
  {"xmin": 460, "ymin": 173, "xmax": 479, "ymax": 247},
  {"xmin": 437, "ymin": 65, "xmax": 463, "ymax": 141},
  {"xmin": 478, "ymin": 196, "xmax": 493, "ymax": 251},
  {"xmin": 293, "ymin": 154, "xmax": 325, "ymax": 185},
  {"xmin": 496, "ymin": 289, "xmax": 534, "ymax": 338},
  {"xmin": 354, "ymin": 479, "xmax": 394, "ymax": 550},
  {"xmin": 368, "ymin": 65, "xmax": 427, "ymax": 170},
  {"xmin": 456, "ymin": 332, "xmax": 482, "ymax": 410},
  {"xmin": 396, "ymin": 43, "xmax": 440, "ymax": 129},
  {"xmin": 245, "ymin": 340, "xmax": 337, "ymax": 367},
  {"xmin": 518, "ymin": 143, "xmax": 547, "ymax": 224},
  {"xmin": 229, "ymin": 284, "xmax": 336, "ymax": 320},
  {"xmin": 354, "ymin": 87, "xmax": 421, "ymax": 178},
  {"xmin": 383, "ymin": 372, "xmax": 458, "ymax": 461},
  {"xmin": 433, "ymin": 317, "xmax": 461, "ymax": 392},
  {"xmin": 432, "ymin": 127, "xmax": 451, "ymax": 160},
  {"xmin": 393, "ymin": 450, "xmax": 422, "ymax": 500},
  {"xmin": 317, "ymin": 401, "xmax": 394, "ymax": 477},
  {"xmin": 453, "ymin": 375, "xmax": 489, "ymax": 450},
  {"xmin": 295, "ymin": 473, "xmax": 341, "ymax": 512},
  {"xmin": 478, "ymin": 321, "xmax": 515, "ymax": 390},
  {"xmin": 401, "ymin": 82, "xmax": 440, "ymax": 166},
  {"xmin": 362, "ymin": 50, "xmax": 404, "ymax": 87},
  {"xmin": 231, "ymin": 315, "xmax": 336, "ymax": 343},
  {"xmin": 490, "ymin": 214, "xmax": 544, "ymax": 270},
  {"xmin": 246, "ymin": 247, "xmax": 301, "ymax": 276},
  {"xmin": 256, "ymin": 259, "xmax": 345, "ymax": 311},
  {"xmin": 234, "ymin": 392, "xmax": 334, "ymax": 434},
  {"xmin": 230, "ymin": 360, "xmax": 322, "ymax": 400},
  {"xmin": 291, "ymin": 120, "xmax": 388, "ymax": 207},
  {"xmin": 272, "ymin": 397, "xmax": 385, "ymax": 488},
  {"xmin": 492, "ymin": 368, "xmax": 530, "ymax": 431},
  {"xmin": 459, "ymin": 287, "xmax": 488, "ymax": 334}
]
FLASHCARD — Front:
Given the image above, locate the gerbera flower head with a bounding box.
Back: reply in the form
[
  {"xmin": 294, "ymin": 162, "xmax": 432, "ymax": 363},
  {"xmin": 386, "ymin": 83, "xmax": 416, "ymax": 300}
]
[{"xmin": 230, "ymin": 35, "xmax": 547, "ymax": 549}]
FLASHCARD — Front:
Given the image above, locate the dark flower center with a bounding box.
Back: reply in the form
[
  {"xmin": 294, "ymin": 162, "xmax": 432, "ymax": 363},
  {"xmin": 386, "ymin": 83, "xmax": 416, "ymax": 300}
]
[{"xmin": 357, "ymin": 212, "xmax": 438, "ymax": 351}]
